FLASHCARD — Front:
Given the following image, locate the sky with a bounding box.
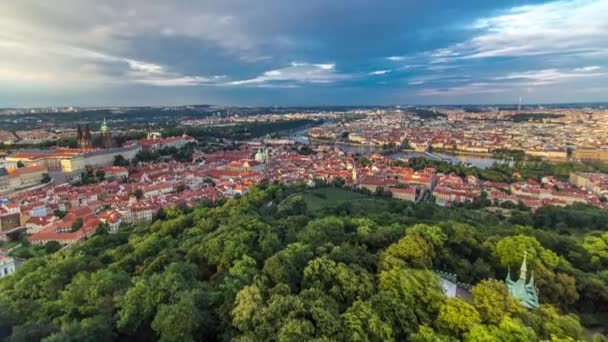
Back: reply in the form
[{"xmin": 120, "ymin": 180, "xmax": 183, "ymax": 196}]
[{"xmin": 1, "ymin": 0, "xmax": 607, "ymax": 107}]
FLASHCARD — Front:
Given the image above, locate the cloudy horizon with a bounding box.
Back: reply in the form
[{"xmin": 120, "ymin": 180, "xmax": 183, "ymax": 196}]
[{"xmin": 1, "ymin": 0, "xmax": 607, "ymax": 107}]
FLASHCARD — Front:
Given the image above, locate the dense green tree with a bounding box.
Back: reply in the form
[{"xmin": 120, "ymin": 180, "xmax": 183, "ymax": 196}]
[
  {"xmin": 583, "ymin": 232, "xmax": 608, "ymax": 267},
  {"xmin": 44, "ymin": 241, "xmax": 62, "ymax": 254},
  {"xmin": 0, "ymin": 185, "xmax": 606, "ymax": 341},
  {"xmin": 435, "ymin": 298, "xmax": 481, "ymax": 336},
  {"xmin": 471, "ymin": 279, "xmax": 524, "ymax": 324},
  {"xmin": 464, "ymin": 317, "xmax": 537, "ymax": 341},
  {"xmin": 232, "ymin": 284, "xmax": 263, "ymax": 331},
  {"xmin": 303, "ymin": 256, "xmax": 374, "ymax": 307},
  {"xmin": 116, "ymin": 262, "xmax": 200, "ymax": 333},
  {"xmin": 341, "ymin": 300, "xmax": 393, "ymax": 341},
  {"xmin": 381, "ymin": 235, "xmax": 434, "ymax": 270},
  {"xmin": 377, "ymin": 269, "xmax": 444, "ymax": 339},
  {"xmin": 151, "ymin": 289, "xmax": 206, "ymax": 342},
  {"xmin": 535, "ymin": 305, "xmax": 584, "ymax": 340},
  {"xmin": 263, "ymin": 243, "xmax": 314, "ymax": 291},
  {"xmin": 44, "ymin": 315, "xmax": 115, "ymax": 342}
]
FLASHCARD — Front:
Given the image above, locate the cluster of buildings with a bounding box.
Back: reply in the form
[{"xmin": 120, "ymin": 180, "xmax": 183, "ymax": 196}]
[
  {"xmin": 308, "ymin": 108, "xmax": 608, "ymax": 161},
  {"xmin": 0, "ymin": 165, "xmax": 48, "ymax": 194},
  {"xmin": 180, "ymin": 111, "xmax": 343, "ymax": 127},
  {"xmin": 2, "ymin": 141, "xmax": 607, "ymax": 246},
  {"xmin": 3, "ymin": 146, "xmax": 141, "ymax": 175},
  {"xmin": 0, "ymin": 129, "xmax": 59, "ymax": 145},
  {"xmin": 0, "ymin": 163, "xmax": 221, "ymax": 244},
  {"xmin": 1, "ymin": 108, "xmax": 608, "ymax": 252},
  {"xmin": 570, "ymin": 172, "xmax": 608, "ymax": 198},
  {"xmin": 434, "ymin": 173, "xmax": 605, "ymax": 209},
  {"xmin": 1, "ymin": 128, "xmax": 193, "ymax": 184}
]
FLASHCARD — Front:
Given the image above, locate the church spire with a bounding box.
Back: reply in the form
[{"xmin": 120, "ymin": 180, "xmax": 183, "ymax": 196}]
[
  {"xmin": 101, "ymin": 117, "xmax": 108, "ymax": 134},
  {"xmin": 506, "ymin": 251, "xmax": 539, "ymax": 310},
  {"xmin": 528, "ymin": 270, "xmax": 534, "ymax": 286},
  {"xmin": 77, "ymin": 124, "xmax": 82, "ymax": 141},
  {"xmin": 519, "ymin": 251, "xmax": 528, "ymax": 281}
]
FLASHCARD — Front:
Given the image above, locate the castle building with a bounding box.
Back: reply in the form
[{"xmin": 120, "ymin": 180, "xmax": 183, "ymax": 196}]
[{"xmin": 505, "ymin": 252, "xmax": 539, "ymax": 310}]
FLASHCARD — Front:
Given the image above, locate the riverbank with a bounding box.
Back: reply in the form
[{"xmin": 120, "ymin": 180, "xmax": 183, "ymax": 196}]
[{"xmin": 308, "ymin": 137, "xmax": 398, "ymax": 149}]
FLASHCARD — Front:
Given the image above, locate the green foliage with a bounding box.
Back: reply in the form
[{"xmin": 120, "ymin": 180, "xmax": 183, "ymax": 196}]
[
  {"xmin": 408, "ymin": 155, "xmax": 608, "ymax": 183},
  {"xmin": 113, "ymin": 154, "xmax": 130, "ymax": 167},
  {"xmin": 44, "ymin": 241, "xmax": 62, "ymax": 254},
  {"xmin": 70, "ymin": 218, "xmax": 84, "ymax": 232},
  {"xmin": 411, "ymin": 108, "xmax": 447, "ymax": 119},
  {"xmin": 583, "ymin": 232, "xmax": 608, "ymax": 267},
  {"xmin": 381, "ymin": 234, "xmax": 434, "ymax": 270},
  {"xmin": 0, "ymin": 184, "xmax": 606, "ymax": 341},
  {"xmin": 341, "ymin": 300, "xmax": 393, "ymax": 341},
  {"xmin": 510, "ymin": 113, "xmax": 565, "ymax": 122},
  {"xmin": 471, "ymin": 280, "xmax": 524, "ymax": 324},
  {"xmin": 435, "ymin": 298, "xmax": 481, "ymax": 336},
  {"xmin": 53, "ymin": 209, "xmax": 66, "ymax": 219},
  {"xmin": 464, "ymin": 317, "xmax": 537, "ymax": 341}
]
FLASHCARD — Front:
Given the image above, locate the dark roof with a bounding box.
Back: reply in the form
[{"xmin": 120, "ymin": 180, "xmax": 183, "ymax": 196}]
[{"xmin": 0, "ymin": 168, "xmax": 8, "ymax": 177}]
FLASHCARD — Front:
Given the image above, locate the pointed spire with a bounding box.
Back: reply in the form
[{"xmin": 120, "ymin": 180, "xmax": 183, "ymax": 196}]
[
  {"xmin": 77, "ymin": 124, "xmax": 82, "ymax": 141},
  {"xmin": 528, "ymin": 270, "xmax": 535, "ymax": 286},
  {"xmin": 506, "ymin": 266, "xmax": 512, "ymax": 281},
  {"xmin": 520, "ymin": 251, "xmax": 528, "ymax": 281}
]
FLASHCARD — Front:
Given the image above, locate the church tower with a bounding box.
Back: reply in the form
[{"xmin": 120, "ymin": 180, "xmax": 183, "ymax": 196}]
[
  {"xmin": 76, "ymin": 125, "xmax": 83, "ymax": 144},
  {"xmin": 505, "ymin": 252, "xmax": 539, "ymax": 310},
  {"xmin": 100, "ymin": 117, "xmax": 112, "ymax": 149},
  {"xmin": 77, "ymin": 124, "xmax": 93, "ymax": 149}
]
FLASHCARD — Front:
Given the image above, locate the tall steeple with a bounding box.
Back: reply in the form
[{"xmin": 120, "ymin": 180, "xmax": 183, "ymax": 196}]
[
  {"xmin": 505, "ymin": 251, "xmax": 539, "ymax": 310},
  {"xmin": 84, "ymin": 124, "xmax": 91, "ymax": 140},
  {"xmin": 76, "ymin": 124, "xmax": 82, "ymax": 142},
  {"xmin": 100, "ymin": 117, "xmax": 112, "ymax": 149},
  {"xmin": 101, "ymin": 117, "xmax": 108, "ymax": 134},
  {"xmin": 519, "ymin": 251, "xmax": 528, "ymax": 281}
]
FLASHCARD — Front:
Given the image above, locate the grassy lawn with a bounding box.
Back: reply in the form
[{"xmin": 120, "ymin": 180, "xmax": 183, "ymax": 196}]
[
  {"xmin": 298, "ymin": 187, "xmax": 368, "ymax": 211},
  {"xmin": 282, "ymin": 187, "xmax": 395, "ymax": 215}
]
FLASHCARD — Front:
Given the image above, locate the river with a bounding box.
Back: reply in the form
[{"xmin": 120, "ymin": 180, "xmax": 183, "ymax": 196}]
[{"xmin": 281, "ymin": 123, "xmax": 501, "ymax": 169}]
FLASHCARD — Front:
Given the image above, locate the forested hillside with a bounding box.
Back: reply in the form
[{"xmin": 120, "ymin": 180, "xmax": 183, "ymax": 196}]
[{"xmin": 0, "ymin": 183, "xmax": 607, "ymax": 341}]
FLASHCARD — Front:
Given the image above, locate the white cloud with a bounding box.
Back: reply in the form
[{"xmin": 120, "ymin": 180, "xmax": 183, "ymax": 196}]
[
  {"xmin": 393, "ymin": 1, "xmax": 608, "ymax": 99},
  {"xmin": 0, "ymin": 32, "xmax": 223, "ymax": 87},
  {"xmin": 495, "ymin": 67, "xmax": 604, "ymax": 82},
  {"xmin": 573, "ymin": 66, "xmax": 601, "ymax": 72},
  {"xmin": 133, "ymin": 75, "xmax": 226, "ymax": 87},
  {"xmin": 0, "ymin": 0, "xmax": 290, "ymax": 90},
  {"xmin": 369, "ymin": 70, "xmax": 391, "ymax": 76},
  {"xmin": 441, "ymin": 0, "xmax": 608, "ymax": 60},
  {"xmin": 227, "ymin": 62, "xmax": 350, "ymax": 86},
  {"xmin": 127, "ymin": 60, "xmax": 164, "ymax": 74}
]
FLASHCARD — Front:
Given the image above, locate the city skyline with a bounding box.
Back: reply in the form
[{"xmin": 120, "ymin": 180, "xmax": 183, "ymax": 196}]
[{"xmin": 2, "ymin": 0, "xmax": 607, "ymax": 107}]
